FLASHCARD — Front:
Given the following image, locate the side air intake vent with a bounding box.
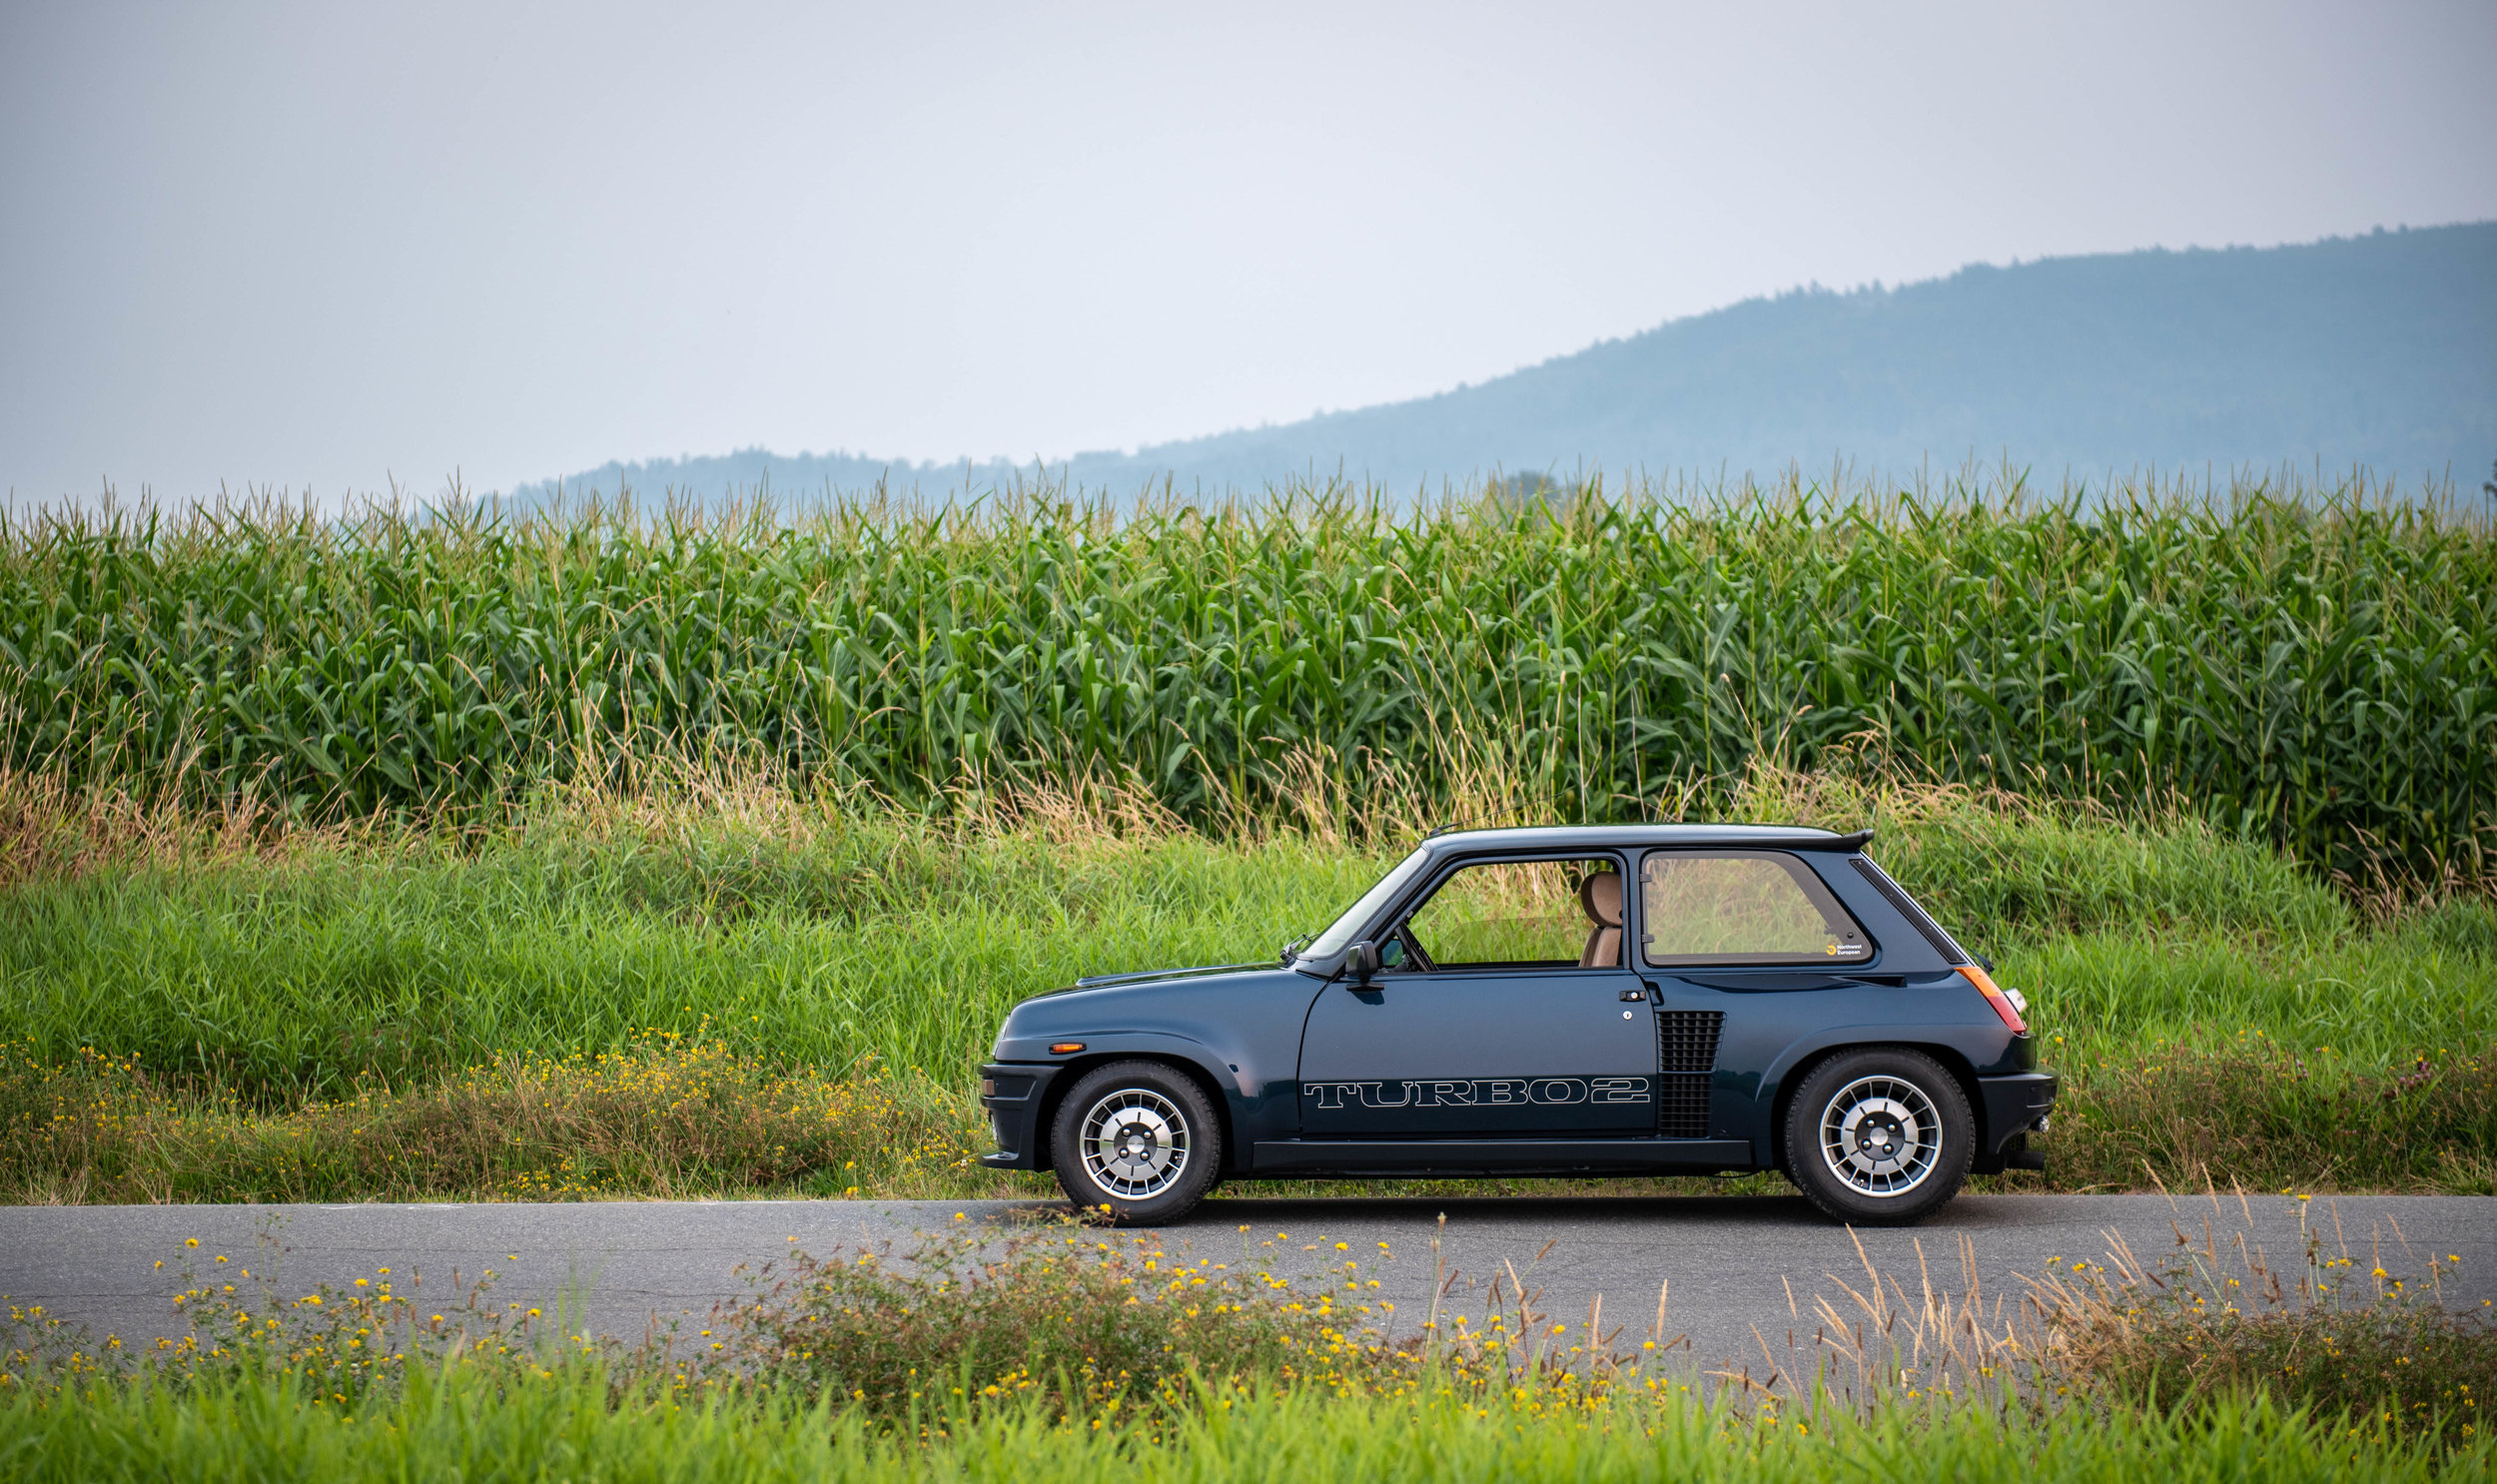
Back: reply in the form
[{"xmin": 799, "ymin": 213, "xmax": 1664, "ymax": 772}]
[{"xmin": 1656, "ymin": 1010, "xmax": 1723, "ymax": 1139}]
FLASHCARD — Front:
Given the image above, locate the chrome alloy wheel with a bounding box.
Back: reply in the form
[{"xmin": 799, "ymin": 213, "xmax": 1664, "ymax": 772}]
[
  {"xmin": 1079, "ymin": 1088, "xmax": 1193, "ymax": 1199},
  {"xmin": 1817, "ymin": 1075, "xmax": 1943, "ymax": 1197}
]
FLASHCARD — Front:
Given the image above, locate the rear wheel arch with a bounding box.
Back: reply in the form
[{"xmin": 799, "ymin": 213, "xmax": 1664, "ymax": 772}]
[{"xmin": 1768, "ymin": 1041, "xmax": 1984, "ymax": 1174}]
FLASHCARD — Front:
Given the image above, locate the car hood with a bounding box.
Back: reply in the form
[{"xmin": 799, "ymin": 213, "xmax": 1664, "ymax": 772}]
[
  {"xmin": 1049, "ymin": 961, "xmax": 1277, "ymax": 994},
  {"xmin": 993, "ymin": 964, "xmax": 1319, "ymax": 1057}
]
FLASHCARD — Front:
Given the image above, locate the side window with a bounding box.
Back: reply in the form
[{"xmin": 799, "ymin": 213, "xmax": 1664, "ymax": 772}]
[
  {"xmin": 1398, "ymin": 858, "xmax": 1624, "ymax": 971},
  {"xmin": 1638, "ymin": 852, "xmax": 1869, "ymax": 966}
]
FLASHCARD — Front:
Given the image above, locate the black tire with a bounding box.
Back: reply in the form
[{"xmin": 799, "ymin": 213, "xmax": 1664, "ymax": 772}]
[
  {"xmin": 1781, "ymin": 1048, "xmax": 1974, "ymax": 1226},
  {"xmin": 1049, "ymin": 1061, "xmax": 1222, "ymax": 1225}
]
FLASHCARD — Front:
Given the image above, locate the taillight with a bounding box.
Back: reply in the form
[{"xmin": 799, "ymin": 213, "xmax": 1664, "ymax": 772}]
[{"xmin": 1959, "ymin": 963, "xmax": 2028, "ymax": 1034}]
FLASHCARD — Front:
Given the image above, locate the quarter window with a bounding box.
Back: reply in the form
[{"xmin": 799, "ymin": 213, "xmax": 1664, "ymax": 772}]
[{"xmin": 1638, "ymin": 852, "xmax": 1869, "ymax": 966}]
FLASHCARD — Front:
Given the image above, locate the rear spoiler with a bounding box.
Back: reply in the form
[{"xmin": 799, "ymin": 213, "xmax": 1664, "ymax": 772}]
[{"xmin": 1789, "ymin": 829, "xmax": 1874, "ymax": 852}]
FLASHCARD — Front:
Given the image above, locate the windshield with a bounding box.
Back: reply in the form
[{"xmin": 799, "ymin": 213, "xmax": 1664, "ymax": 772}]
[{"xmin": 1304, "ymin": 847, "xmax": 1432, "ymax": 959}]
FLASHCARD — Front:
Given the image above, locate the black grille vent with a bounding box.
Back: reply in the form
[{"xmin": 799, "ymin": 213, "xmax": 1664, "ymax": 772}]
[
  {"xmin": 1657, "ymin": 1010, "xmax": 1723, "ymax": 1073},
  {"xmin": 1655, "ymin": 1010, "xmax": 1723, "ymax": 1139},
  {"xmin": 1657, "ymin": 1076, "xmax": 1712, "ymax": 1139}
]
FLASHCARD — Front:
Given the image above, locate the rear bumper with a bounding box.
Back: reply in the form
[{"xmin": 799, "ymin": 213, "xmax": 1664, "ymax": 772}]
[
  {"xmin": 1974, "ymin": 1071, "xmax": 2059, "ymax": 1172},
  {"xmin": 976, "ymin": 1063, "xmax": 1065, "ymax": 1171}
]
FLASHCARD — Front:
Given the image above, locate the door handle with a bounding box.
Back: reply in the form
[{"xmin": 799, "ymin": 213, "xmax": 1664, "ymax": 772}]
[{"xmin": 1619, "ymin": 990, "xmax": 1645, "ymax": 1002}]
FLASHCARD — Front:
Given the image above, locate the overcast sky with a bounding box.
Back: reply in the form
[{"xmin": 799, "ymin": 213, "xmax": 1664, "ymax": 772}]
[{"xmin": 4, "ymin": 1, "xmax": 2493, "ymax": 506}]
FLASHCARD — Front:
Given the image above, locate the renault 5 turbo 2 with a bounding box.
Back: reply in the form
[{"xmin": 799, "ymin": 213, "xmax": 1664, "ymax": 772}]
[{"xmin": 978, "ymin": 825, "xmax": 2055, "ymax": 1225}]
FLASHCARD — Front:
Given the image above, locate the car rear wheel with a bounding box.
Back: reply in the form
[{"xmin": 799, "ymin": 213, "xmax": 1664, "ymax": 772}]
[
  {"xmin": 1049, "ymin": 1061, "xmax": 1221, "ymax": 1225},
  {"xmin": 1783, "ymin": 1048, "xmax": 1973, "ymax": 1225}
]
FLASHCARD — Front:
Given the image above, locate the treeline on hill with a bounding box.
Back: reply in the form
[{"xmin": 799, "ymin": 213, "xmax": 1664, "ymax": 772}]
[{"xmin": 1, "ymin": 468, "xmax": 2490, "ymax": 882}]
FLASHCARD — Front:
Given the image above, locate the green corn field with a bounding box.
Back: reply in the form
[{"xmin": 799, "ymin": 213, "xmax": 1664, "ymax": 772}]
[{"xmin": 1, "ymin": 468, "xmax": 2490, "ymax": 878}]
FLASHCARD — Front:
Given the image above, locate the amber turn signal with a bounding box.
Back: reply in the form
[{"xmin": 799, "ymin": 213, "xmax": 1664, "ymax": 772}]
[
  {"xmin": 1048, "ymin": 1042, "xmax": 1086, "ymax": 1055},
  {"xmin": 1957, "ymin": 964, "xmax": 2028, "ymax": 1035}
]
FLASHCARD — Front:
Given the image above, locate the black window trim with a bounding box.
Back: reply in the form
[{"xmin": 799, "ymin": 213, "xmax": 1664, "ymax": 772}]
[
  {"xmin": 1849, "ymin": 856, "xmax": 1971, "ymax": 966},
  {"xmin": 1632, "ymin": 847, "xmax": 1877, "ymax": 970}
]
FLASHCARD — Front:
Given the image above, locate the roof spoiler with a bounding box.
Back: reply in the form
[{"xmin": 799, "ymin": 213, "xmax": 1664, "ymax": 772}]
[{"xmin": 1790, "ymin": 829, "xmax": 1874, "ymax": 852}]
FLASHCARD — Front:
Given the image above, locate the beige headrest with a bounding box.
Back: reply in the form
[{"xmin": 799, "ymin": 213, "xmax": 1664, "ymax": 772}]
[{"xmin": 1579, "ymin": 871, "xmax": 1622, "ymax": 928}]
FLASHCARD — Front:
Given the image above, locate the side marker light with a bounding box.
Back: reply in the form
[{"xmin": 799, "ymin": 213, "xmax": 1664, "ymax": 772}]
[
  {"xmin": 1958, "ymin": 964, "xmax": 2028, "ymax": 1034},
  {"xmin": 1049, "ymin": 1043, "xmax": 1087, "ymax": 1055}
]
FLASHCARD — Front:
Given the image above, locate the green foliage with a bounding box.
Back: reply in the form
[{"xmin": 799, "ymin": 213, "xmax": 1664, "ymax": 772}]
[
  {"xmin": 2001, "ymin": 933, "xmax": 2490, "ymax": 1066},
  {"xmin": 4, "ymin": 1219, "xmax": 2490, "ymax": 1476},
  {"xmin": 1848, "ymin": 807, "xmax": 2352, "ymax": 945},
  {"xmin": 0, "ymin": 1353, "xmax": 2482, "ymax": 1481},
  {"xmin": 0, "ymin": 817, "xmax": 1381, "ymax": 1098},
  {"xmin": 703, "ymin": 1225, "xmax": 1405, "ymax": 1421},
  {"xmin": 2388, "ymin": 896, "xmax": 2497, "ymax": 962},
  {"xmin": 6, "ymin": 1029, "xmax": 2490, "ymax": 1202},
  {"xmin": 3, "ymin": 790, "xmax": 2489, "ymax": 1106},
  {"xmin": 0, "ymin": 789, "xmax": 2490, "ymax": 1196},
  {"xmin": 2028, "ymin": 1211, "xmax": 2497, "ymax": 1445},
  {"xmin": 4, "ymin": 470, "xmax": 2492, "ymax": 880},
  {"xmin": 2040, "ymin": 1038, "xmax": 2496, "ymax": 1194},
  {"xmin": 0, "ymin": 1038, "xmax": 1000, "ymax": 1204}
]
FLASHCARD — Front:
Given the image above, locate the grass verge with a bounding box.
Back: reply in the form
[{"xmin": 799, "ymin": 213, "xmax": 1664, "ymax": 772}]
[
  {"xmin": 0, "ymin": 1037, "xmax": 1001, "ymax": 1204},
  {"xmin": 2, "ymin": 1215, "xmax": 2489, "ymax": 1475},
  {"xmin": 6, "ymin": 774, "xmax": 2489, "ymax": 1095},
  {"xmin": 5, "ymin": 1372, "xmax": 2473, "ymax": 1483},
  {"xmin": 4, "ymin": 1034, "xmax": 2488, "ymax": 1202},
  {"xmin": 2, "ymin": 769, "xmax": 2490, "ymax": 1200}
]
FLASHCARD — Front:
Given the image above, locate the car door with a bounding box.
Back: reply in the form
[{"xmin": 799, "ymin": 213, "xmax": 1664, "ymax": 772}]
[
  {"xmin": 1631, "ymin": 849, "xmax": 1877, "ymax": 1141},
  {"xmin": 1298, "ymin": 854, "xmax": 1659, "ymax": 1137}
]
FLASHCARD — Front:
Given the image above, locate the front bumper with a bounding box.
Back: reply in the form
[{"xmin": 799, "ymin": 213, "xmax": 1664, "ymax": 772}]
[
  {"xmin": 977, "ymin": 1062, "xmax": 1066, "ymax": 1171},
  {"xmin": 1974, "ymin": 1072, "xmax": 2059, "ymax": 1173}
]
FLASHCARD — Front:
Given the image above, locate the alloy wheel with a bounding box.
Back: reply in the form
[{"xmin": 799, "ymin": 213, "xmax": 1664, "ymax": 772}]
[
  {"xmin": 1079, "ymin": 1088, "xmax": 1192, "ymax": 1199},
  {"xmin": 1817, "ymin": 1074, "xmax": 1943, "ymax": 1197}
]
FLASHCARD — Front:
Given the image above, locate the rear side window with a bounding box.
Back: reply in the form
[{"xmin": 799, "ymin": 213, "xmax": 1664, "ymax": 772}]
[{"xmin": 1638, "ymin": 851, "xmax": 1870, "ymax": 966}]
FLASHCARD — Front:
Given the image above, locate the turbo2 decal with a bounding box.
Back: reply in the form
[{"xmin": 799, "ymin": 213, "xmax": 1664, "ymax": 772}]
[{"xmin": 1303, "ymin": 1077, "xmax": 1650, "ymax": 1110}]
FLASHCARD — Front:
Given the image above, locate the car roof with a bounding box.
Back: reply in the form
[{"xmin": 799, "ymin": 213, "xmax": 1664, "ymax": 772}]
[{"xmin": 1417, "ymin": 823, "xmax": 1870, "ymax": 854}]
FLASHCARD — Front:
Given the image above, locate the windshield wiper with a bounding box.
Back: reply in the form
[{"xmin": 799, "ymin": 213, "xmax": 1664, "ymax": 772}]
[{"xmin": 1279, "ymin": 935, "xmax": 1307, "ymax": 966}]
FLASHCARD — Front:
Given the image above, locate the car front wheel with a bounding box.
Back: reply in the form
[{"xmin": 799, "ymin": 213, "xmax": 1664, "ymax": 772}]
[
  {"xmin": 1783, "ymin": 1048, "xmax": 1974, "ymax": 1225},
  {"xmin": 1049, "ymin": 1061, "xmax": 1221, "ymax": 1225}
]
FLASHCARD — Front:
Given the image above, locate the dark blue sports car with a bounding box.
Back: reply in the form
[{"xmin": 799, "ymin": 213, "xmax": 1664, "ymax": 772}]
[{"xmin": 980, "ymin": 825, "xmax": 2055, "ymax": 1225}]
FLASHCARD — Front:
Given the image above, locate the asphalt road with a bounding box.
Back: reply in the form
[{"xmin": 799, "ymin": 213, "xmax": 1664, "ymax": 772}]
[{"xmin": 4, "ymin": 1193, "xmax": 2489, "ymax": 1374}]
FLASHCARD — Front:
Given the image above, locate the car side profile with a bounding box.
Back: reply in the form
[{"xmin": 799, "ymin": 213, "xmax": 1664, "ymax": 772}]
[{"xmin": 979, "ymin": 825, "xmax": 2056, "ymax": 1225}]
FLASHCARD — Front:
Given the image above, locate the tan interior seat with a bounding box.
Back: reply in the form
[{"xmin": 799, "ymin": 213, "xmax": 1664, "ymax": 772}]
[{"xmin": 1578, "ymin": 871, "xmax": 1623, "ymax": 968}]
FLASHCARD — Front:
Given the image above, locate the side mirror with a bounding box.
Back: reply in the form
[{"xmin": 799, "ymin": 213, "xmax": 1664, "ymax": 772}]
[{"xmin": 1343, "ymin": 941, "xmax": 1381, "ymax": 985}]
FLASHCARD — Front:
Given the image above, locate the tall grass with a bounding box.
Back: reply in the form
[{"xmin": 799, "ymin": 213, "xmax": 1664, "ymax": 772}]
[
  {"xmin": 5, "ymin": 770, "xmax": 2490, "ymax": 1197},
  {"xmin": 0, "ymin": 1038, "xmax": 998, "ymax": 1204},
  {"xmin": 6, "ymin": 772, "xmax": 2483, "ymax": 1102},
  {"xmin": 2, "ymin": 1214, "xmax": 2488, "ymax": 1478},
  {"xmin": 2, "ymin": 1141, "xmax": 2486, "ymax": 1484},
  {"xmin": 4, "ymin": 468, "xmax": 2490, "ymax": 880},
  {"xmin": 6, "ymin": 1029, "xmax": 2487, "ymax": 1201},
  {"xmin": 7, "ymin": 1358, "xmax": 2476, "ymax": 1482},
  {"xmin": 0, "ymin": 800, "xmax": 1385, "ymax": 1097}
]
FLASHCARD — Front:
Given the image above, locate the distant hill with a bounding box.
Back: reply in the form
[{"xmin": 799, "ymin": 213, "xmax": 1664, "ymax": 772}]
[{"xmin": 517, "ymin": 222, "xmax": 2497, "ymax": 502}]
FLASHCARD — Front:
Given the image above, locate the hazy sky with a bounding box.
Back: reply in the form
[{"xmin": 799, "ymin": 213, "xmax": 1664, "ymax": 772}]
[{"xmin": 5, "ymin": 2, "xmax": 2494, "ymax": 505}]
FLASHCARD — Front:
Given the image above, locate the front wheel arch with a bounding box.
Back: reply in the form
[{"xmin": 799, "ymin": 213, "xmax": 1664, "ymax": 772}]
[
  {"xmin": 1035, "ymin": 1052, "xmax": 1237, "ymax": 1177},
  {"xmin": 1048, "ymin": 1060, "xmax": 1225, "ymax": 1223}
]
